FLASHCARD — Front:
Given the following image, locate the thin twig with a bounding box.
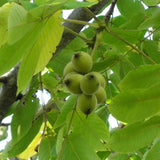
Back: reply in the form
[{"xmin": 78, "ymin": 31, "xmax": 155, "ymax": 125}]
[
  {"xmin": 83, "ymin": 7, "xmax": 101, "ymax": 23},
  {"xmin": 63, "ymin": 19, "xmax": 99, "ymax": 28},
  {"xmin": 105, "ymin": 0, "xmax": 118, "ymax": 25},
  {"xmin": 144, "ymin": 26, "xmax": 160, "ymax": 41},
  {"xmin": 91, "ymin": 31, "xmax": 103, "ymax": 58},
  {"xmin": 63, "ymin": 26, "xmax": 93, "ymax": 44}
]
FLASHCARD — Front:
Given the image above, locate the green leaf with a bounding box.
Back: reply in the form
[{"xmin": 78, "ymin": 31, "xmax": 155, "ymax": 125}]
[
  {"xmin": 0, "ymin": 0, "xmax": 8, "ymax": 7},
  {"xmin": 95, "ymin": 105, "xmax": 109, "ymax": 123},
  {"xmin": 120, "ymin": 13, "xmax": 146, "ymax": 30},
  {"xmin": 110, "ymin": 57, "xmax": 135, "ymax": 81},
  {"xmin": 69, "ymin": 112, "xmax": 109, "ymax": 151},
  {"xmin": 62, "ymin": 134, "xmax": 101, "ymax": 160},
  {"xmin": 108, "ymin": 83, "xmax": 160, "ymax": 123},
  {"xmin": 103, "ymin": 29, "xmax": 145, "ymax": 47},
  {"xmin": 112, "ymin": 15, "xmax": 127, "ymax": 28},
  {"xmin": 0, "ymin": 3, "xmax": 12, "ymax": 47},
  {"xmin": 8, "ymin": 3, "xmax": 35, "ymax": 44},
  {"xmin": 143, "ymin": 137, "xmax": 160, "ymax": 160},
  {"xmin": 92, "ymin": 55, "xmax": 122, "ymax": 72},
  {"xmin": 19, "ymin": 0, "xmax": 38, "ymax": 11},
  {"xmin": 118, "ymin": 59, "xmax": 135, "ymax": 79},
  {"xmin": 11, "ymin": 98, "xmax": 39, "ymax": 143},
  {"xmin": 107, "ymin": 116, "xmax": 160, "ymax": 153},
  {"xmin": 117, "ymin": 0, "xmax": 144, "ymax": 19},
  {"xmin": 97, "ymin": 151, "xmax": 111, "ymax": 160},
  {"xmin": 66, "ymin": 35, "xmax": 87, "ymax": 51},
  {"xmin": 28, "ymin": 2, "xmax": 65, "ymax": 19},
  {"xmin": 39, "ymin": 136, "xmax": 56, "ymax": 160},
  {"xmin": 1, "ymin": 116, "xmax": 43, "ymax": 159},
  {"xmin": 56, "ymin": 125, "xmax": 66, "ymax": 155},
  {"xmin": 142, "ymin": 0, "xmax": 160, "ymax": 6},
  {"xmin": 47, "ymin": 109, "xmax": 60, "ymax": 126},
  {"xmin": 139, "ymin": 8, "xmax": 160, "ymax": 29},
  {"xmin": 63, "ymin": 1, "xmax": 97, "ymax": 9},
  {"xmin": 127, "ymin": 50, "xmax": 144, "ymax": 67},
  {"xmin": 54, "ymin": 95, "xmax": 77, "ymax": 129},
  {"xmin": 42, "ymin": 71, "xmax": 58, "ymax": 92},
  {"xmin": 119, "ymin": 64, "xmax": 160, "ymax": 91},
  {"xmin": 141, "ymin": 40, "xmax": 160, "ymax": 64},
  {"xmin": 108, "ymin": 153, "xmax": 128, "ymax": 160},
  {"xmin": 153, "ymin": 30, "xmax": 160, "ymax": 41}
]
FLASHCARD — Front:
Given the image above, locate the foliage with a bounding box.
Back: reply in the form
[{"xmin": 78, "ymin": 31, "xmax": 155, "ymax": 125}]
[{"xmin": 0, "ymin": 0, "xmax": 160, "ymax": 159}]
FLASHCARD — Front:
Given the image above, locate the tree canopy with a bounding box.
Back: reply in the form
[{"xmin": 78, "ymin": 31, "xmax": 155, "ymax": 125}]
[{"xmin": 0, "ymin": 0, "xmax": 160, "ymax": 159}]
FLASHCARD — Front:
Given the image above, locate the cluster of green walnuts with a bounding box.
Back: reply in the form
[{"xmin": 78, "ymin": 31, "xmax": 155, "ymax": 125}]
[{"xmin": 63, "ymin": 51, "xmax": 107, "ymax": 115}]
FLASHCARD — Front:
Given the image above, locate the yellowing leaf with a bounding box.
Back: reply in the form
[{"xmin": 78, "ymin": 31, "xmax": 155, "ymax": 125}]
[
  {"xmin": 17, "ymin": 21, "xmax": 44, "ymax": 94},
  {"xmin": 17, "ymin": 11, "xmax": 63, "ymax": 94},
  {"xmin": 34, "ymin": 11, "xmax": 64, "ymax": 74},
  {"xmin": 17, "ymin": 131, "xmax": 41, "ymax": 159}
]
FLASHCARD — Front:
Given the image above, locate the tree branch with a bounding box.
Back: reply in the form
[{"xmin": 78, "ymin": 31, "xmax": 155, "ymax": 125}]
[
  {"xmin": 0, "ymin": 0, "xmax": 110, "ymax": 123},
  {"xmin": 0, "ymin": 64, "xmax": 19, "ymax": 123},
  {"xmin": 104, "ymin": 0, "xmax": 118, "ymax": 25},
  {"xmin": 53, "ymin": 0, "xmax": 111, "ymax": 58}
]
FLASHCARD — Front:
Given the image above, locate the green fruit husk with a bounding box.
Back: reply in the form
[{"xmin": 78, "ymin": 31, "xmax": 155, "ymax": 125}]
[
  {"xmin": 77, "ymin": 94, "xmax": 97, "ymax": 115},
  {"xmin": 80, "ymin": 72, "xmax": 100, "ymax": 95},
  {"xmin": 92, "ymin": 72, "xmax": 106, "ymax": 88},
  {"xmin": 63, "ymin": 62, "xmax": 74, "ymax": 77},
  {"xmin": 63, "ymin": 72, "xmax": 83, "ymax": 94},
  {"xmin": 95, "ymin": 86, "xmax": 107, "ymax": 104},
  {"xmin": 72, "ymin": 51, "xmax": 93, "ymax": 74}
]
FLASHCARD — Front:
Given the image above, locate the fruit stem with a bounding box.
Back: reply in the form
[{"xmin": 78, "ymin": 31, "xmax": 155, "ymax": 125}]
[
  {"xmin": 83, "ymin": 7, "xmax": 101, "ymax": 23},
  {"xmin": 105, "ymin": 27, "xmax": 157, "ymax": 65},
  {"xmin": 64, "ymin": 26, "xmax": 93, "ymax": 44},
  {"xmin": 63, "ymin": 18, "xmax": 99, "ymax": 28},
  {"xmin": 91, "ymin": 31, "xmax": 103, "ymax": 58}
]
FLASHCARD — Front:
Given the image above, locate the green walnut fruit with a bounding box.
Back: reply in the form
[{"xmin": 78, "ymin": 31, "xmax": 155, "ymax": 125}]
[
  {"xmin": 77, "ymin": 94, "xmax": 97, "ymax": 115},
  {"xmin": 72, "ymin": 51, "xmax": 93, "ymax": 74},
  {"xmin": 80, "ymin": 72, "xmax": 100, "ymax": 95},
  {"xmin": 63, "ymin": 72, "xmax": 83, "ymax": 94},
  {"xmin": 92, "ymin": 72, "xmax": 106, "ymax": 88},
  {"xmin": 95, "ymin": 86, "xmax": 107, "ymax": 104},
  {"xmin": 63, "ymin": 62, "xmax": 74, "ymax": 77}
]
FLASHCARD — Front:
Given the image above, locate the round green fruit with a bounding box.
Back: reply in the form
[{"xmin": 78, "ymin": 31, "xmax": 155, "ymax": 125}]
[
  {"xmin": 92, "ymin": 72, "xmax": 106, "ymax": 88},
  {"xmin": 72, "ymin": 51, "xmax": 93, "ymax": 74},
  {"xmin": 77, "ymin": 94, "xmax": 97, "ymax": 115},
  {"xmin": 63, "ymin": 72, "xmax": 83, "ymax": 94},
  {"xmin": 63, "ymin": 62, "xmax": 74, "ymax": 77},
  {"xmin": 80, "ymin": 72, "xmax": 100, "ymax": 95},
  {"xmin": 95, "ymin": 86, "xmax": 107, "ymax": 104}
]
